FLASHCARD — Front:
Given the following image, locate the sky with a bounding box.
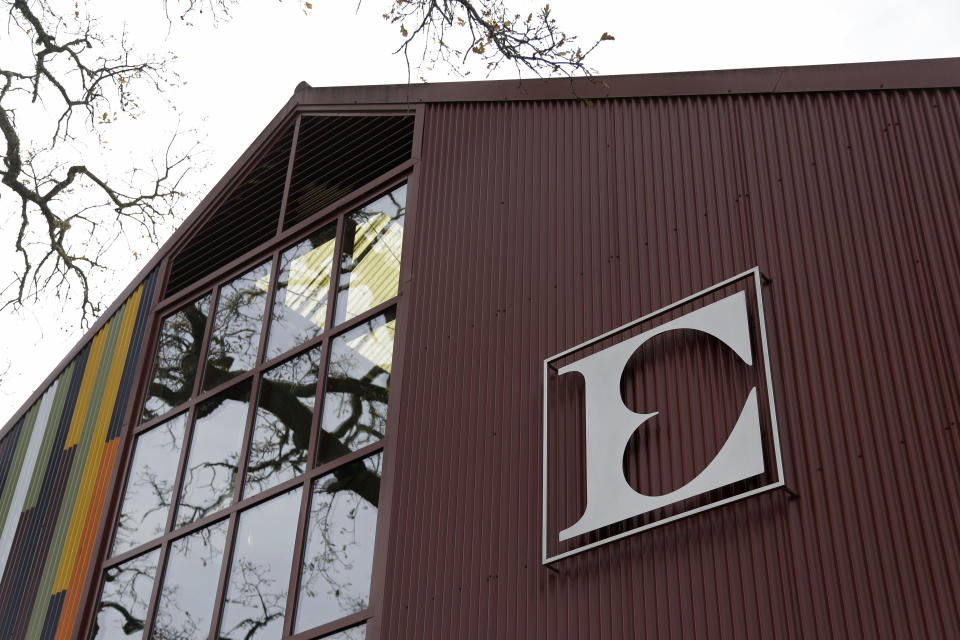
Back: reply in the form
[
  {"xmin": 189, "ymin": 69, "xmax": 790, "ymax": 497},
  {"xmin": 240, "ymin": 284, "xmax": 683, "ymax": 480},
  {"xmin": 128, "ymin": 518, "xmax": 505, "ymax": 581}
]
[{"xmin": 1, "ymin": 0, "xmax": 959, "ymax": 423}]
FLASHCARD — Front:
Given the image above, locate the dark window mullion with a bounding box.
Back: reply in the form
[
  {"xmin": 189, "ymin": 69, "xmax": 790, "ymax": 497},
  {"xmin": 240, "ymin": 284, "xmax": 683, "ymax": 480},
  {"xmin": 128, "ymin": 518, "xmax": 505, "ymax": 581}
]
[
  {"xmin": 207, "ymin": 510, "xmax": 241, "ymax": 640},
  {"xmin": 231, "ymin": 366, "xmax": 264, "ymax": 506},
  {"xmin": 259, "ymin": 329, "xmax": 327, "ymax": 372},
  {"xmin": 285, "ymin": 330, "xmax": 336, "ymax": 634},
  {"xmin": 192, "ymin": 286, "xmax": 220, "ymax": 398},
  {"xmin": 278, "ymin": 114, "xmax": 303, "ymax": 234},
  {"xmin": 308, "ymin": 441, "xmax": 384, "ymax": 482},
  {"xmin": 258, "ymin": 249, "xmax": 284, "ymax": 367},
  {"xmin": 277, "ymin": 217, "xmax": 344, "ymax": 633},
  {"xmin": 231, "ymin": 249, "xmax": 282, "ymax": 505},
  {"xmin": 139, "ymin": 538, "xmax": 172, "ymax": 640},
  {"xmin": 164, "ymin": 403, "xmax": 199, "ymax": 536},
  {"xmin": 103, "ymin": 540, "xmax": 162, "ymax": 570},
  {"xmin": 325, "ymin": 215, "xmax": 346, "ymax": 339},
  {"xmin": 134, "ymin": 404, "xmax": 191, "ymax": 436},
  {"xmin": 326, "ymin": 297, "xmax": 398, "ymax": 344},
  {"xmin": 282, "ymin": 477, "xmax": 312, "ymax": 636},
  {"xmin": 286, "ymin": 609, "xmax": 372, "ymax": 640},
  {"xmin": 182, "ymin": 368, "xmax": 257, "ymax": 413},
  {"xmin": 303, "ymin": 337, "xmax": 329, "ymax": 479},
  {"xmin": 303, "ymin": 212, "xmax": 346, "ymax": 473}
]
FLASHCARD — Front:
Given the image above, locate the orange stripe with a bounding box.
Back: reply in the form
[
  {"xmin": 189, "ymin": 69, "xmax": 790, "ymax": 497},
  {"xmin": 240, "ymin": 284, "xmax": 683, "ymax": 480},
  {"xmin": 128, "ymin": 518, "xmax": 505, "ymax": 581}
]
[
  {"xmin": 54, "ymin": 286, "xmax": 145, "ymax": 637},
  {"xmin": 53, "ymin": 438, "xmax": 119, "ymax": 640}
]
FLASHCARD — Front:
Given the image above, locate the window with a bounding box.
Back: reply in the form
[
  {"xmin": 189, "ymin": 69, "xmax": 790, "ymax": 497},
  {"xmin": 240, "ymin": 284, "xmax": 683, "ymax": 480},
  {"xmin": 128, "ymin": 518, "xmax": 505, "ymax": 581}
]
[{"xmin": 89, "ymin": 183, "xmax": 406, "ymax": 640}]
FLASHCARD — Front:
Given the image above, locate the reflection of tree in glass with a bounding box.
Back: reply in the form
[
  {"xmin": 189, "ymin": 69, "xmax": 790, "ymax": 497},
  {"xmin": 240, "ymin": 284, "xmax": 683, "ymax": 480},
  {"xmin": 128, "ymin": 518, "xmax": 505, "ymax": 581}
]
[
  {"xmin": 244, "ymin": 348, "xmax": 324, "ymax": 496},
  {"xmin": 113, "ymin": 416, "xmax": 187, "ymax": 555},
  {"xmin": 296, "ymin": 455, "xmax": 381, "ymax": 632},
  {"xmin": 175, "ymin": 384, "xmax": 249, "ymax": 527},
  {"xmin": 319, "ymin": 312, "xmax": 395, "ymax": 466},
  {"xmin": 218, "ymin": 489, "xmax": 301, "ymax": 640},
  {"xmin": 151, "ymin": 521, "xmax": 227, "ymax": 640},
  {"xmin": 203, "ymin": 263, "xmax": 271, "ymax": 391},
  {"xmin": 142, "ymin": 297, "xmax": 210, "ymax": 421},
  {"xmin": 90, "ymin": 550, "xmax": 159, "ymax": 639},
  {"xmin": 217, "ymin": 558, "xmax": 287, "ymax": 640}
]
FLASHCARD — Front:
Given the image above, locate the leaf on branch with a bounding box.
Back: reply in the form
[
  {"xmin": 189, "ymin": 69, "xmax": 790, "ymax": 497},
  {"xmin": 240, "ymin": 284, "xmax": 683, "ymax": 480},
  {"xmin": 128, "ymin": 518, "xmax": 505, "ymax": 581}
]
[
  {"xmin": 600, "ymin": 32, "xmax": 615, "ymax": 41},
  {"xmin": 305, "ymin": 2, "xmax": 312, "ymax": 8}
]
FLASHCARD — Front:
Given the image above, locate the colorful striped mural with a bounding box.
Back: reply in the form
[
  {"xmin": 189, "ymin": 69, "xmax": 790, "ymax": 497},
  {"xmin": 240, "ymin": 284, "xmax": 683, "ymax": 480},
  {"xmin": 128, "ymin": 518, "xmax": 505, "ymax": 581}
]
[{"xmin": 0, "ymin": 270, "xmax": 158, "ymax": 640}]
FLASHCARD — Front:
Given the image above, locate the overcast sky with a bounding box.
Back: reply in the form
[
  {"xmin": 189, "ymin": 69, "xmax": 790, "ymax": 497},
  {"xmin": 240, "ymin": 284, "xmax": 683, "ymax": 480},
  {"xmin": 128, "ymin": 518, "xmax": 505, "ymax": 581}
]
[{"xmin": 1, "ymin": 0, "xmax": 959, "ymax": 423}]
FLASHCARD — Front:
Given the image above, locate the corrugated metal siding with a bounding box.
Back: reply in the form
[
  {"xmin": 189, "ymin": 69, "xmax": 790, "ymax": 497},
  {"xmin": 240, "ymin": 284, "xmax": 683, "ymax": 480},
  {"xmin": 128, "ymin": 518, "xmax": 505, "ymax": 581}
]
[
  {"xmin": 0, "ymin": 270, "xmax": 158, "ymax": 639},
  {"xmin": 382, "ymin": 91, "xmax": 960, "ymax": 639}
]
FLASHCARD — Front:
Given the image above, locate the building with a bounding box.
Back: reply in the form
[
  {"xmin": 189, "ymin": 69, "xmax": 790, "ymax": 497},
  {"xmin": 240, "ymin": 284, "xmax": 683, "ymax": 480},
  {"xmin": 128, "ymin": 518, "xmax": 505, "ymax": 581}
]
[{"xmin": 0, "ymin": 57, "xmax": 958, "ymax": 640}]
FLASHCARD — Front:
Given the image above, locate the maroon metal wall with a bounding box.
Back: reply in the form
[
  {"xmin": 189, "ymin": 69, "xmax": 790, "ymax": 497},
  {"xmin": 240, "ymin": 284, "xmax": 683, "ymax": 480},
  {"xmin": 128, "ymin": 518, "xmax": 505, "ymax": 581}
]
[{"xmin": 382, "ymin": 90, "xmax": 960, "ymax": 639}]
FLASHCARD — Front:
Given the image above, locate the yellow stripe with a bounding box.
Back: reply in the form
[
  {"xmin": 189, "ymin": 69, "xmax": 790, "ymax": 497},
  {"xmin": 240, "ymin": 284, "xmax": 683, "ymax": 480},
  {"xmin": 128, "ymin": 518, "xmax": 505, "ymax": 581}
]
[
  {"xmin": 64, "ymin": 328, "xmax": 108, "ymax": 450},
  {"xmin": 53, "ymin": 291, "xmax": 142, "ymax": 592},
  {"xmin": 52, "ymin": 318, "xmax": 114, "ymax": 592}
]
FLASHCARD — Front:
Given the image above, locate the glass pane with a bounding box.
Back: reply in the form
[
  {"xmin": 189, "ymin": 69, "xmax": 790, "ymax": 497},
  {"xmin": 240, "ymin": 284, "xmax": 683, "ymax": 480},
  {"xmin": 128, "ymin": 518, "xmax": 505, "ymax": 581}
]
[
  {"xmin": 319, "ymin": 625, "xmax": 366, "ymax": 640},
  {"xmin": 142, "ymin": 296, "xmax": 210, "ymax": 422},
  {"xmin": 202, "ymin": 261, "xmax": 272, "ymax": 391},
  {"xmin": 295, "ymin": 454, "xmax": 381, "ymax": 633},
  {"xmin": 151, "ymin": 520, "xmax": 228, "ymax": 640},
  {"xmin": 318, "ymin": 309, "xmax": 396, "ymax": 465},
  {"xmin": 112, "ymin": 415, "xmax": 187, "ymax": 556},
  {"xmin": 334, "ymin": 185, "xmax": 406, "ymax": 325},
  {"xmin": 267, "ymin": 223, "xmax": 337, "ymax": 360},
  {"xmin": 243, "ymin": 348, "xmax": 323, "ymax": 498},
  {"xmin": 176, "ymin": 381, "xmax": 251, "ymax": 527},
  {"xmin": 219, "ymin": 488, "xmax": 302, "ymax": 640},
  {"xmin": 89, "ymin": 549, "xmax": 160, "ymax": 640}
]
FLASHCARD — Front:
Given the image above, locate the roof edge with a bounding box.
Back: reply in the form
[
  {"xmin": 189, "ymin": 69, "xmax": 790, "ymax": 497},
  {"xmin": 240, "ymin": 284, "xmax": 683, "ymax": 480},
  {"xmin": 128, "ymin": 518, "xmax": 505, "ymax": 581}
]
[
  {"xmin": 294, "ymin": 57, "xmax": 960, "ymax": 105},
  {"xmin": 3, "ymin": 55, "xmax": 957, "ymax": 435},
  {"xmin": 0, "ymin": 93, "xmax": 301, "ymax": 437}
]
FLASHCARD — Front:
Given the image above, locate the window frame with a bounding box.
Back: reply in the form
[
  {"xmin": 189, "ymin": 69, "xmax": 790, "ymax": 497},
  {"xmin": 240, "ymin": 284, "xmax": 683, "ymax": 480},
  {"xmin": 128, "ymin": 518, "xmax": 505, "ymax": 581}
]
[{"xmin": 77, "ymin": 105, "xmax": 423, "ymax": 640}]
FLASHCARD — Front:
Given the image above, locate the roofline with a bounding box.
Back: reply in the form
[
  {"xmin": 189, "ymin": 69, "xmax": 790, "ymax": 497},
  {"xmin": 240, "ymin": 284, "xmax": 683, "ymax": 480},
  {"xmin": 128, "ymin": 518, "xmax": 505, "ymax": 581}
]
[
  {"xmin": 293, "ymin": 57, "xmax": 960, "ymax": 106},
  {"xmin": 0, "ymin": 95, "xmax": 302, "ymax": 438},
  {"xmin": 3, "ymin": 55, "xmax": 958, "ymax": 435}
]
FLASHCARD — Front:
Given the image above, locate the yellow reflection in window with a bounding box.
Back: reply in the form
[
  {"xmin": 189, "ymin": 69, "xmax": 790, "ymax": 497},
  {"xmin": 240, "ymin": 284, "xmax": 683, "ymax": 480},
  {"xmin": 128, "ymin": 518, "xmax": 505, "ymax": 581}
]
[
  {"xmin": 337, "ymin": 208, "xmax": 404, "ymax": 324},
  {"xmin": 347, "ymin": 318, "xmax": 395, "ymax": 375},
  {"xmin": 284, "ymin": 236, "xmax": 336, "ymax": 328},
  {"xmin": 253, "ymin": 273, "xmax": 270, "ymax": 293}
]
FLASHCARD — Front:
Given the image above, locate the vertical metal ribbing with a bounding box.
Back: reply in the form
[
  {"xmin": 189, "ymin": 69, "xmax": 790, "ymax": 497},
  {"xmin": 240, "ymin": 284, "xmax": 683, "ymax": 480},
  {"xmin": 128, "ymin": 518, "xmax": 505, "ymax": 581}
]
[
  {"xmin": 377, "ymin": 91, "xmax": 960, "ymax": 640},
  {"xmin": 0, "ymin": 82, "xmax": 958, "ymax": 640}
]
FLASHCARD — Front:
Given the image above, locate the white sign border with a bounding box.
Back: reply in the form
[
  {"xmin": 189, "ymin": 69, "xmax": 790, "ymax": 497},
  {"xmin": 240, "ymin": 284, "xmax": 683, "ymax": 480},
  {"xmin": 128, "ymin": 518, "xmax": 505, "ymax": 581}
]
[{"xmin": 542, "ymin": 266, "xmax": 786, "ymax": 565}]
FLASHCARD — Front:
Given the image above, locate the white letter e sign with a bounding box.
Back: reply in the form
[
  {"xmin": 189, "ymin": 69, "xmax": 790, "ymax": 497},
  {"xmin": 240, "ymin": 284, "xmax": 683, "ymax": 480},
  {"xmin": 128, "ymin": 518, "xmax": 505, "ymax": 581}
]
[{"xmin": 558, "ymin": 291, "xmax": 765, "ymax": 541}]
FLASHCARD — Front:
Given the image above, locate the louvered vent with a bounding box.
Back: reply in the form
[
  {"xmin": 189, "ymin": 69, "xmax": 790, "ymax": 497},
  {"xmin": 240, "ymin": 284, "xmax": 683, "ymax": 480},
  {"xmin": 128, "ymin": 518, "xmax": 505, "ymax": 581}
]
[
  {"xmin": 166, "ymin": 120, "xmax": 296, "ymax": 295},
  {"xmin": 283, "ymin": 114, "xmax": 415, "ymax": 229}
]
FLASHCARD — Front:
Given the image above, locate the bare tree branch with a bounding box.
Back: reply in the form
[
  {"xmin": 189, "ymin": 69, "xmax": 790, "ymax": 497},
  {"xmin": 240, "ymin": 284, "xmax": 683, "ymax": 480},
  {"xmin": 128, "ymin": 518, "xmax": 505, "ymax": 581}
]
[
  {"xmin": 0, "ymin": 0, "xmax": 197, "ymax": 323},
  {"xmin": 384, "ymin": 0, "xmax": 614, "ymax": 80},
  {"xmin": 0, "ymin": 0, "xmax": 607, "ymax": 327}
]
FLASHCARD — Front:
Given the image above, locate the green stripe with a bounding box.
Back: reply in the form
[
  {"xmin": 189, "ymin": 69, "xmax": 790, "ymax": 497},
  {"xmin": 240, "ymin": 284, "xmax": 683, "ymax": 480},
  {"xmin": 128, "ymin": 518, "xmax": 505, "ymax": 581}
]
[
  {"xmin": 21, "ymin": 364, "xmax": 75, "ymax": 640},
  {"xmin": 0, "ymin": 402, "xmax": 40, "ymax": 533},
  {"xmin": 29, "ymin": 297, "xmax": 136, "ymax": 638},
  {"xmin": 25, "ymin": 365, "xmax": 74, "ymax": 511},
  {"xmin": 44, "ymin": 309, "xmax": 125, "ymax": 596}
]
